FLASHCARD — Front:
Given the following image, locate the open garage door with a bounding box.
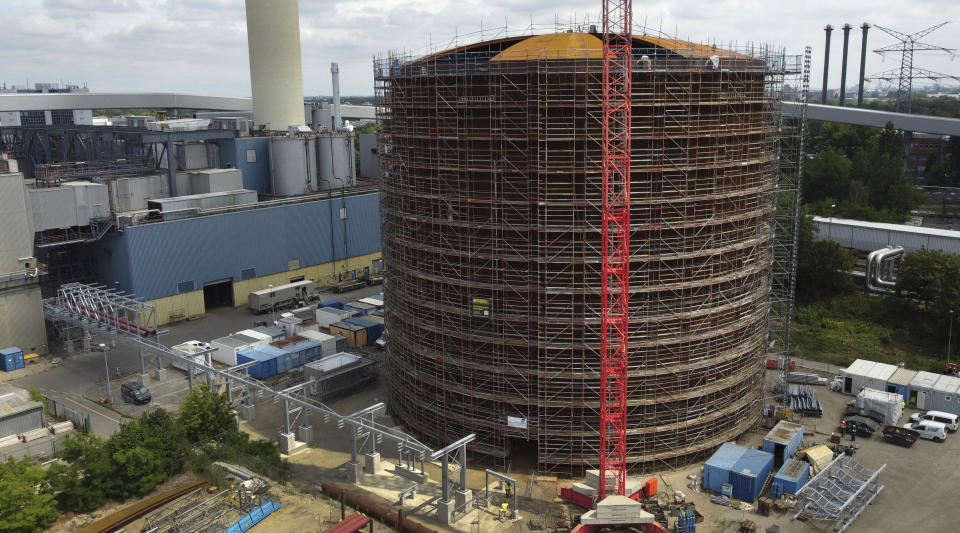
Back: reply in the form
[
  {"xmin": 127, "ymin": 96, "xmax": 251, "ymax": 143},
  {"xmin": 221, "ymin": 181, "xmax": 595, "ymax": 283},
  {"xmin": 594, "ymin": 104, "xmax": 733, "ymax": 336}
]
[{"xmin": 203, "ymin": 278, "xmax": 234, "ymax": 309}]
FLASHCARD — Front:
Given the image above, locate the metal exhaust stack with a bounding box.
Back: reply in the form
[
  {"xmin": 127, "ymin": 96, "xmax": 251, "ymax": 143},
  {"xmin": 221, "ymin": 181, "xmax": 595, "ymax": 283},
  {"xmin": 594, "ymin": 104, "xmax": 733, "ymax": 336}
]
[
  {"xmin": 331, "ymin": 62, "xmax": 342, "ymax": 130},
  {"xmin": 858, "ymin": 23, "xmax": 870, "ymax": 107},
  {"xmin": 839, "ymin": 24, "xmax": 852, "ymax": 106},
  {"xmin": 822, "ymin": 25, "xmax": 833, "ymax": 104}
]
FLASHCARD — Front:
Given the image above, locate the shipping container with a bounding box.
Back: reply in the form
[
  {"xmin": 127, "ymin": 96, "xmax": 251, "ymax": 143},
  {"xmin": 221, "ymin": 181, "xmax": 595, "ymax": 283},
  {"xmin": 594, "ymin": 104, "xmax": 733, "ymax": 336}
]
[
  {"xmin": 886, "ymin": 367, "xmax": 917, "ymax": 402},
  {"xmin": 319, "ymin": 300, "xmax": 343, "ymax": 309},
  {"xmin": 248, "ymin": 280, "xmax": 316, "ymax": 313},
  {"xmin": 249, "ymin": 326, "xmax": 285, "ymax": 341},
  {"xmin": 344, "ymin": 316, "xmax": 384, "ymax": 341},
  {"xmin": 729, "ymin": 448, "xmax": 774, "ymax": 502},
  {"xmin": 358, "ymin": 296, "xmax": 384, "ymax": 309},
  {"xmin": 315, "ymin": 307, "xmax": 357, "ymax": 328},
  {"xmin": 188, "ymin": 168, "xmax": 243, "ymax": 194},
  {"xmin": 1, "ymin": 347, "xmax": 25, "ymax": 372},
  {"xmin": 761, "ymin": 420, "xmax": 804, "ymax": 468},
  {"xmin": 329, "ymin": 321, "xmax": 368, "ymax": 347},
  {"xmin": 209, "ymin": 333, "xmax": 266, "ymax": 366},
  {"xmin": 236, "ymin": 328, "xmax": 274, "ymax": 343},
  {"xmin": 702, "ymin": 442, "xmax": 747, "ymax": 494},
  {"xmin": 772, "ymin": 459, "xmax": 810, "ymax": 495},
  {"xmin": 297, "ymin": 330, "xmax": 339, "ymax": 357},
  {"xmin": 236, "ymin": 336, "xmax": 324, "ymax": 379},
  {"xmin": 343, "ymin": 301, "xmax": 376, "ymax": 316}
]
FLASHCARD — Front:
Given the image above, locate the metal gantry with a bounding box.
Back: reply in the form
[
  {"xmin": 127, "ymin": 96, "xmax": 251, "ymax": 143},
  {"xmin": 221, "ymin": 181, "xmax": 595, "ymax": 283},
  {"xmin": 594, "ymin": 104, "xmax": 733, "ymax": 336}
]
[
  {"xmin": 598, "ymin": 0, "xmax": 632, "ymax": 501},
  {"xmin": 43, "ymin": 282, "xmax": 477, "ymax": 523},
  {"xmin": 793, "ymin": 453, "xmax": 885, "ymax": 533}
]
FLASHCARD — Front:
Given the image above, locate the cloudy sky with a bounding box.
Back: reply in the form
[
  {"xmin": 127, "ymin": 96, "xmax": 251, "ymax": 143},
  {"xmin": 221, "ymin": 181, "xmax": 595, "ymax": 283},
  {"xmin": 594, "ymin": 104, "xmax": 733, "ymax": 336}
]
[{"xmin": 2, "ymin": 0, "xmax": 959, "ymax": 96}]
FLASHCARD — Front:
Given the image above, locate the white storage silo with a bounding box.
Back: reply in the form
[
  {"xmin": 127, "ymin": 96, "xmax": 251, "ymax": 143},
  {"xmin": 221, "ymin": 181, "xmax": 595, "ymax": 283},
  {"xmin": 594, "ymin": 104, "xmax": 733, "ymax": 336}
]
[
  {"xmin": 245, "ymin": 0, "xmax": 305, "ymax": 130},
  {"xmin": 317, "ymin": 132, "xmax": 356, "ymax": 190},
  {"xmin": 269, "ymin": 135, "xmax": 318, "ymax": 196}
]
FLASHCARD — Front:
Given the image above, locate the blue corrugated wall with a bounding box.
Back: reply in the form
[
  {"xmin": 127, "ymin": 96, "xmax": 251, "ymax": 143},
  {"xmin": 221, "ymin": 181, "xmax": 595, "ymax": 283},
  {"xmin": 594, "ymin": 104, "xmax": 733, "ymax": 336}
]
[
  {"xmin": 218, "ymin": 137, "xmax": 271, "ymax": 193},
  {"xmin": 97, "ymin": 193, "xmax": 381, "ymax": 300}
]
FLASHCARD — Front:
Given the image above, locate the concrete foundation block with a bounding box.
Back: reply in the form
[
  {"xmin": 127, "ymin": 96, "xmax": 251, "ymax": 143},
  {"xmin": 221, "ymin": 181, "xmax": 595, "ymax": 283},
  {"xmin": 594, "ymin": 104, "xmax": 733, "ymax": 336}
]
[
  {"xmin": 392, "ymin": 464, "xmax": 429, "ymax": 484},
  {"xmin": 346, "ymin": 461, "xmax": 363, "ymax": 483},
  {"xmin": 297, "ymin": 425, "xmax": 314, "ymax": 445},
  {"xmin": 437, "ymin": 499, "xmax": 455, "ymax": 525},
  {"xmin": 364, "ymin": 452, "xmax": 382, "ymax": 474},
  {"xmin": 153, "ymin": 367, "xmax": 167, "ymax": 381},
  {"xmin": 455, "ymin": 489, "xmax": 472, "ymax": 510},
  {"xmin": 239, "ymin": 403, "xmax": 256, "ymax": 421},
  {"xmin": 278, "ymin": 432, "xmax": 296, "ymax": 454},
  {"xmin": 138, "ymin": 373, "xmax": 151, "ymax": 387}
]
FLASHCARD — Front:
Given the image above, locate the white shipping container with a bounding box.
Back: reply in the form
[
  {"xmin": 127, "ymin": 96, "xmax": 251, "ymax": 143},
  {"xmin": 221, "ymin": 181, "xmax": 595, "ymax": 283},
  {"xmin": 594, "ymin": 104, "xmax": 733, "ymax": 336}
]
[
  {"xmin": 315, "ymin": 307, "xmax": 356, "ymax": 328},
  {"xmin": 298, "ymin": 330, "xmax": 338, "ymax": 356},
  {"xmin": 209, "ymin": 333, "xmax": 265, "ymax": 366}
]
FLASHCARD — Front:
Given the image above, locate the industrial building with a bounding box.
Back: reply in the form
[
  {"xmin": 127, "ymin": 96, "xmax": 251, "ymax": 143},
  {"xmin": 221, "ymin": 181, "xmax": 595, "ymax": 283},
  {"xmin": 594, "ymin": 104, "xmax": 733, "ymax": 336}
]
[
  {"xmin": 0, "ymin": 0, "xmax": 382, "ymax": 351},
  {"xmin": 377, "ymin": 32, "xmax": 797, "ymax": 472},
  {"xmin": 0, "ymin": 82, "xmax": 92, "ymax": 127}
]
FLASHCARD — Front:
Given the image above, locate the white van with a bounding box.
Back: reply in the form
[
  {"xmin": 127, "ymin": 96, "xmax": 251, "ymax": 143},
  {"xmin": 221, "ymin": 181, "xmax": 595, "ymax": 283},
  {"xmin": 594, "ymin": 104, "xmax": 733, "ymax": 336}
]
[
  {"xmin": 903, "ymin": 420, "xmax": 948, "ymax": 442},
  {"xmin": 909, "ymin": 411, "xmax": 959, "ymax": 432}
]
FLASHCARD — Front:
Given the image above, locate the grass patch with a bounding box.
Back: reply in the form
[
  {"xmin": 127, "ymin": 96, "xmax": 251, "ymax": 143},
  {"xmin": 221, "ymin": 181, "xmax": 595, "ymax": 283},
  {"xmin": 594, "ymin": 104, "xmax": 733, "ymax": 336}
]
[{"xmin": 793, "ymin": 291, "xmax": 949, "ymax": 373}]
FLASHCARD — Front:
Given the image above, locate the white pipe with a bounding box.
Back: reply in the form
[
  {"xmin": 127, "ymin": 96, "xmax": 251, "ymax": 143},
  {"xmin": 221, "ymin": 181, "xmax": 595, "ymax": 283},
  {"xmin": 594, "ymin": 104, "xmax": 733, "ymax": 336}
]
[{"xmin": 331, "ymin": 62, "xmax": 342, "ymax": 130}]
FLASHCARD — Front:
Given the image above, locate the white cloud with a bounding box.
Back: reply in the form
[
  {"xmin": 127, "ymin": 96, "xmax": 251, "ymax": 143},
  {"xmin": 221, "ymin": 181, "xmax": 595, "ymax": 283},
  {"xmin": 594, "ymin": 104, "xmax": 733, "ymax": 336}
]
[{"xmin": 0, "ymin": 0, "xmax": 958, "ymax": 96}]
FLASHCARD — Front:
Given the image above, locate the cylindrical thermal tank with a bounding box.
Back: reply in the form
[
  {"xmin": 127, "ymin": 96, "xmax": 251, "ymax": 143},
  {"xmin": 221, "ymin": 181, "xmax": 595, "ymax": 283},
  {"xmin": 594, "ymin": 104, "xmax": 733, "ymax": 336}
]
[
  {"xmin": 317, "ymin": 132, "xmax": 356, "ymax": 190},
  {"xmin": 245, "ymin": 0, "xmax": 305, "ymax": 130},
  {"xmin": 269, "ymin": 136, "xmax": 318, "ymax": 196}
]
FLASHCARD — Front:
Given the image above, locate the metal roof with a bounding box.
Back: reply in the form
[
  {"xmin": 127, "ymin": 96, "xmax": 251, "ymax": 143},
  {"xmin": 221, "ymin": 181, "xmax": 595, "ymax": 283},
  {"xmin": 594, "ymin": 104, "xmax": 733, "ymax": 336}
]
[
  {"xmin": 865, "ymin": 361, "xmax": 898, "ymax": 381},
  {"xmin": 932, "ymin": 375, "xmax": 960, "ymax": 394},
  {"xmin": 813, "ymin": 216, "xmax": 960, "ymax": 254},
  {"xmin": 888, "ymin": 367, "xmax": 917, "ymax": 386},
  {"xmin": 783, "ymin": 102, "xmax": 960, "ymax": 136},
  {"xmin": 763, "ymin": 420, "xmax": 803, "ymax": 445},
  {"xmin": 0, "ymin": 385, "xmax": 42, "ymax": 418},
  {"xmin": 910, "ymin": 370, "xmax": 942, "ymax": 390},
  {"xmin": 843, "ymin": 359, "xmax": 876, "ymax": 377},
  {"xmin": 305, "ymin": 352, "xmax": 364, "ymax": 373},
  {"xmin": 491, "ymin": 33, "xmax": 603, "ymax": 61}
]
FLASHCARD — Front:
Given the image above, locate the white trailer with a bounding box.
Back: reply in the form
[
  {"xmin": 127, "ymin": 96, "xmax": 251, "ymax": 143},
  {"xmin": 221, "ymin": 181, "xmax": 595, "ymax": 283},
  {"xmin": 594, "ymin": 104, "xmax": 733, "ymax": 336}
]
[
  {"xmin": 171, "ymin": 341, "xmax": 210, "ymax": 375},
  {"xmin": 248, "ymin": 280, "xmax": 316, "ymax": 313}
]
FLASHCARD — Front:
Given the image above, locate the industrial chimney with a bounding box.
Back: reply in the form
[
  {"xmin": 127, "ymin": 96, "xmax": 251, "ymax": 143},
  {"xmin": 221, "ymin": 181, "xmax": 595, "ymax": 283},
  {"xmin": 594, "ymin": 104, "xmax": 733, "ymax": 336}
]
[
  {"xmin": 839, "ymin": 24, "xmax": 852, "ymax": 106},
  {"xmin": 245, "ymin": 0, "xmax": 305, "ymax": 130},
  {"xmin": 858, "ymin": 23, "xmax": 871, "ymax": 107},
  {"xmin": 822, "ymin": 25, "xmax": 833, "ymax": 104}
]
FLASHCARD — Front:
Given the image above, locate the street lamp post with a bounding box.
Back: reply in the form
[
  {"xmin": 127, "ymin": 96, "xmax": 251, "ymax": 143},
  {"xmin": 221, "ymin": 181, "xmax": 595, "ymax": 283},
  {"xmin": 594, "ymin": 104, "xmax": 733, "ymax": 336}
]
[
  {"xmin": 949, "ymin": 309, "xmax": 955, "ymax": 366},
  {"xmin": 101, "ymin": 344, "xmax": 112, "ymax": 404}
]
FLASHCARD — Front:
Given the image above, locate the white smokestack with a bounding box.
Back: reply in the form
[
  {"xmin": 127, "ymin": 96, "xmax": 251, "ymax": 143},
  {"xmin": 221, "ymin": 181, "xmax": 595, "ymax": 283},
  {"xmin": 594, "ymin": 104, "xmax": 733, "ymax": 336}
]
[
  {"xmin": 331, "ymin": 62, "xmax": 342, "ymax": 130},
  {"xmin": 245, "ymin": 0, "xmax": 305, "ymax": 130}
]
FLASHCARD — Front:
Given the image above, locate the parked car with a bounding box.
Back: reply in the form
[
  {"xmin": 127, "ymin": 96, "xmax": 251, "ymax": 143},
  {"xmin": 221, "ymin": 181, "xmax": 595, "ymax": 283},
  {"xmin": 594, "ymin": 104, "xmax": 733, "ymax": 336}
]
[
  {"xmin": 903, "ymin": 420, "xmax": 947, "ymax": 442},
  {"xmin": 121, "ymin": 382, "xmax": 151, "ymax": 405},
  {"xmin": 909, "ymin": 411, "xmax": 959, "ymax": 432}
]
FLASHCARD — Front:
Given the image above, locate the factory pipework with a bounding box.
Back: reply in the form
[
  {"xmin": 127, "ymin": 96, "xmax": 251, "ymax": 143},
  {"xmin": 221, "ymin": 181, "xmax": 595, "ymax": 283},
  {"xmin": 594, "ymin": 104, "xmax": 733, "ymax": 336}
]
[
  {"xmin": 245, "ymin": 0, "xmax": 305, "ymax": 130},
  {"xmin": 822, "ymin": 25, "xmax": 833, "ymax": 104},
  {"xmin": 858, "ymin": 23, "xmax": 870, "ymax": 107},
  {"xmin": 331, "ymin": 63, "xmax": 342, "ymax": 130},
  {"xmin": 839, "ymin": 24, "xmax": 851, "ymax": 106}
]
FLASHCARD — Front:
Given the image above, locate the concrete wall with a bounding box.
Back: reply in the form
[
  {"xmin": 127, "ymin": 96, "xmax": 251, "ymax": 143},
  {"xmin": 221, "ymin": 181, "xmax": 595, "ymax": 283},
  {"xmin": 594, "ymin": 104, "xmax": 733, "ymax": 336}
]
[
  {"xmin": 0, "ymin": 173, "xmax": 47, "ymax": 353},
  {"xmin": 96, "ymin": 192, "xmax": 382, "ymax": 302}
]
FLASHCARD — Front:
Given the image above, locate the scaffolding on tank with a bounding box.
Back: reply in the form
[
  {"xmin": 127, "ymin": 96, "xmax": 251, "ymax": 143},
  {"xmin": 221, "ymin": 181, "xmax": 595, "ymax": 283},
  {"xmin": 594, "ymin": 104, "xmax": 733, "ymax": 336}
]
[{"xmin": 375, "ymin": 26, "xmax": 804, "ymax": 474}]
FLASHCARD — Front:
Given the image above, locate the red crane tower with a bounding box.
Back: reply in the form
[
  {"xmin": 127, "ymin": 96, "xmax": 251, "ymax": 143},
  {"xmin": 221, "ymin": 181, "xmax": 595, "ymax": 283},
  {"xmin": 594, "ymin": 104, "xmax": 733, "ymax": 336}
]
[{"xmin": 598, "ymin": 0, "xmax": 632, "ymax": 501}]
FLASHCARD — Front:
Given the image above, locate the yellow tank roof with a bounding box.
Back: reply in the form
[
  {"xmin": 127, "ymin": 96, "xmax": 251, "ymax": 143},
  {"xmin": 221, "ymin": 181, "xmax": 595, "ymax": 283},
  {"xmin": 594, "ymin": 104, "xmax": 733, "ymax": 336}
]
[
  {"xmin": 636, "ymin": 35, "xmax": 746, "ymax": 59},
  {"xmin": 491, "ymin": 33, "xmax": 603, "ymax": 61}
]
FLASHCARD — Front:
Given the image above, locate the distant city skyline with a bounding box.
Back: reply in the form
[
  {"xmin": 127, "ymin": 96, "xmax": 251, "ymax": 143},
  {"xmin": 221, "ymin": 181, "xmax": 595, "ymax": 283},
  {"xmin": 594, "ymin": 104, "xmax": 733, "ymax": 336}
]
[{"xmin": 1, "ymin": 0, "xmax": 958, "ymax": 97}]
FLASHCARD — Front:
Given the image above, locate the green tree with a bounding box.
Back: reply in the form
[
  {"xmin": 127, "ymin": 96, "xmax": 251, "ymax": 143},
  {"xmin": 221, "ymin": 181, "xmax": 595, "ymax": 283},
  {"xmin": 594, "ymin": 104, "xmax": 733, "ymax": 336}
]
[
  {"xmin": 0, "ymin": 458, "xmax": 59, "ymax": 533},
  {"xmin": 179, "ymin": 382, "xmax": 236, "ymax": 443},
  {"xmin": 897, "ymin": 249, "xmax": 960, "ymax": 315},
  {"xmin": 795, "ymin": 215, "xmax": 856, "ymax": 303},
  {"xmin": 803, "ymin": 149, "xmax": 852, "ymax": 204}
]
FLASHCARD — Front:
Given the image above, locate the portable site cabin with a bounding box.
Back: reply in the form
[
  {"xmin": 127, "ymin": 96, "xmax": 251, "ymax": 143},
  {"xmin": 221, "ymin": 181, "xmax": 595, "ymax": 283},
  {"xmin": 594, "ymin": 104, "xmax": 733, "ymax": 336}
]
[
  {"xmin": 329, "ymin": 321, "xmax": 368, "ymax": 347},
  {"xmin": 236, "ymin": 337, "xmax": 324, "ymax": 379},
  {"xmin": 914, "ymin": 375, "xmax": 960, "ymax": 414},
  {"xmin": 908, "ymin": 371, "xmax": 942, "ymax": 409},
  {"xmin": 315, "ymin": 307, "xmax": 356, "ymax": 328},
  {"xmin": 358, "ymin": 296, "xmax": 384, "ymax": 309},
  {"xmin": 886, "ymin": 367, "xmax": 917, "ymax": 403},
  {"xmin": 343, "ymin": 316, "xmax": 384, "ymax": 341},
  {"xmin": 761, "ymin": 420, "xmax": 804, "ymax": 469},
  {"xmin": 771, "ymin": 459, "xmax": 810, "ymax": 497},
  {"xmin": 839, "ymin": 359, "xmax": 898, "ymax": 394},
  {"xmin": 249, "ymin": 326, "xmax": 284, "ymax": 341},
  {"xmin": 304, "ymin": 352, "xmax": 378, "ymax": 400},
  {"xmin": 297, "ymin": 330, "xmax": 339, "ymax": 357},
  {"xmin": 209, "ymin": 333, "xmax": 267, "ymax": 366},
  {"xmin": 342, "ymin": 301, "xmax": 376, "ymax": 316},
  {"xmin": 702, "ymin": 443, "xmax": 774, "ymax": 502}
]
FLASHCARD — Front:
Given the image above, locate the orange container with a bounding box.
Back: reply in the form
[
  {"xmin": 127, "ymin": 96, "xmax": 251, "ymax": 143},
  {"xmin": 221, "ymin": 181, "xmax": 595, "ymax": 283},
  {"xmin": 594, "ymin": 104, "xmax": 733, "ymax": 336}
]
[{"xmin": 644, "ymin": 477, "xmax": 658, "ymax": 497}]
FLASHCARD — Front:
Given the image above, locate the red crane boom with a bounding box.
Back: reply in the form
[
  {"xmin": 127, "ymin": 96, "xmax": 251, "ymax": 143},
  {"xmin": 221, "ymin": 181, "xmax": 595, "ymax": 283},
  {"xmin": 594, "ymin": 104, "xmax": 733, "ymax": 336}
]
[{"xmin": 598, "ymin": 0, "xmax": 632, "ymax": 500}]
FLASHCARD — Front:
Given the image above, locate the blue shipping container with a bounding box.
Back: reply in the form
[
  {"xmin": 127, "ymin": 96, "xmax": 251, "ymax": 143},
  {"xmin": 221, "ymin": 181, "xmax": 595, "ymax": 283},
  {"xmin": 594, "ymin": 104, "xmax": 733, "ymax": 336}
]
[
  {"xmin": 773, "ymin": 459, "xmax": 810, "ymax": 495},
  {"xmin": 343, "ymin": 302, "xmax": 375, "ymax": 316},
  {"xmin": 729, "ymin": 448, "xmax": 775, "ymax": 502},
  {"xmin": 702, "ymin": 442, "xmax": 748, "ymax": 494},
  {"xmin": 344, "ymin": 317, "xmax": 384, "ymax": 340},
  {"xmin": 761, "ymin": 420, "xmax": 804, "ymax": 467},
  {"xmin": 770, "ymin": 482, "xmax": 783, "ymax": 500},
  {"xmin": 320, "ymin": 300, "xmax": 343, "ymax": 309},
  {"xmin": 236, "ymin": 349, "xmax": 279, "ymax": 379},
  {"xmin": 0, "ymin": 347, "xmax": 25, "ymax": 372}
]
